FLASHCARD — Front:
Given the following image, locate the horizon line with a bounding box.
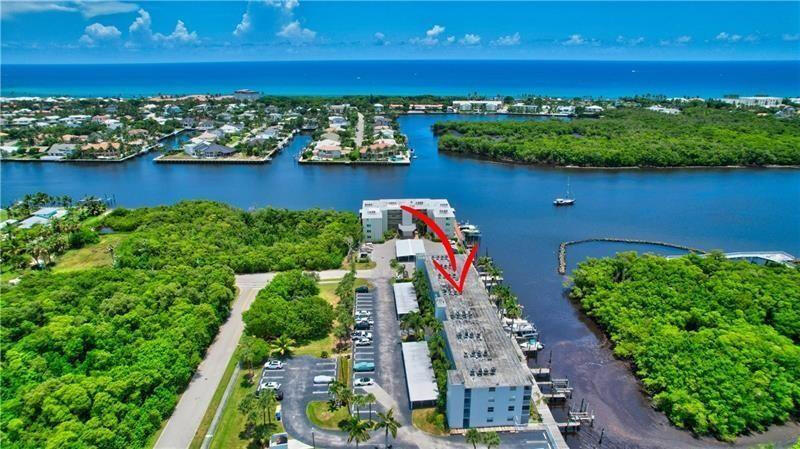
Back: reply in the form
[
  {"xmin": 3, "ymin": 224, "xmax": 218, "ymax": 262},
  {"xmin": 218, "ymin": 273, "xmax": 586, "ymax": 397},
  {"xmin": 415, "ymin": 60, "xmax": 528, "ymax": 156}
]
[{"xmin": 3, "ymin": 58, "xmax": 800, "ymax": 66}]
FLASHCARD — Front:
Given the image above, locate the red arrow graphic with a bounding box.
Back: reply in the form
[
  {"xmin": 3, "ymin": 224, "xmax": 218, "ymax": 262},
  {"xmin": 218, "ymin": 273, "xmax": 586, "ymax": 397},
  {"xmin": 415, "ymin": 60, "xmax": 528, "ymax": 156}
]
[{"xmin": 400, "ymin": 205, "xmax": 479, "ymax": 293}]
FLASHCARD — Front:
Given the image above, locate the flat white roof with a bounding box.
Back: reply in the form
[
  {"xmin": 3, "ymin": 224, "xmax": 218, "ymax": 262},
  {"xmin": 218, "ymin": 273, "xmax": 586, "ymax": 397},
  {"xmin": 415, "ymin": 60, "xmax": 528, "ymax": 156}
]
[
  {"xmin": 395, "ymin": 239, "xmax": 426, "ymax": 259},
  {"xmin": 401, "ymin": 341, "xmax": 439, "ymax": 404},
  {"xmin": 393, "ymin": 282, "xmax": 419, "ymax": 316}
]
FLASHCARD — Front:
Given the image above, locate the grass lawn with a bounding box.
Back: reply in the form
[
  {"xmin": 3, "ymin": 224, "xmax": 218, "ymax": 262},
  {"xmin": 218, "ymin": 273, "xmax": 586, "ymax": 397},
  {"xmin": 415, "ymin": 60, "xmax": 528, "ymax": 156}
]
[
  {"xmin": 342, "ymin": 259, "xmax": 377, "ymax": 270},
  {"xmin": 411, "ymin": 408, "xmax": 448, "ymax": 436},
  {"xmin": 0, "ymin": 209, "xmax": 8, "ymax": 221},
  {"xmin": 306, "ymin": 401, "xmax": 350, "ymax": 430},
  {"xmin": 337, "ymin": 356, "xmax": 352, "ymax": 387},
  {"xmin": 53, "ymin": 233, "xmax": 128, "ymax": 272},
  {"xmin": 209, "ymin": 365, "xmax": 284, "ymax": 449},
  {"xmin": 188, "ymin": 355, "xmax": 239, "ymax": 449}
]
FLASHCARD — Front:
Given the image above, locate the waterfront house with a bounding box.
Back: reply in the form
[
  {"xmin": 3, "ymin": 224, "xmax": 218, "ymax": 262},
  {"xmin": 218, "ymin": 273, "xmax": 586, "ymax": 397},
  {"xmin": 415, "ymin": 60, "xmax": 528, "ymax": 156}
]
[
  {"xmin": 584, "ymin": 105, "xmax": 604, "ymax": 115},
  {"xmin": 185, "ymin": 141, "xmax": 236, "ymax": 158},
  {"xmin": 374, "ymin": 115, "xmax": 391, "ymax": 127},
  {"xmin": 374, "ymin": 103, "xmax": 384, "ymax": 112},
  {"xmin": 329, "ymin": 115, "xmax": 348, "ymax": 127},
  {"xmin": 83, "ymin": 141, "xmax": 122, "ymax": 158},
  {"xmin": 313, "ymin": 139, "xmax": 343, "ymax": 159},
  {"xmin": 181, "ymin": 117, "xmax": 196, "ymax": 128},
  {"xmin": 45, "ymin": 143, "xmax": 77, "ymax": 160}
]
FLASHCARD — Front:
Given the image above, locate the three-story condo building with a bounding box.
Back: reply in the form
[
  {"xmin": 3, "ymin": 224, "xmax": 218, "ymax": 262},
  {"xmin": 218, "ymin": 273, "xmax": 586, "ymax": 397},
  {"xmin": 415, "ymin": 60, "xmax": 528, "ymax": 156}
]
[{"xmin": 359, "ymin": 198, "xmax": 456, "ymax": 243}]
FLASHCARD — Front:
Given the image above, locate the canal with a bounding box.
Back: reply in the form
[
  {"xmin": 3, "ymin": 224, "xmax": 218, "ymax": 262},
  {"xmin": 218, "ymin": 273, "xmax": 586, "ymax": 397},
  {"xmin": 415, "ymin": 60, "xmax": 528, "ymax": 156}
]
[{"xmin": 2, "ymin": 114, "xmax": 799, "ymax": 448}]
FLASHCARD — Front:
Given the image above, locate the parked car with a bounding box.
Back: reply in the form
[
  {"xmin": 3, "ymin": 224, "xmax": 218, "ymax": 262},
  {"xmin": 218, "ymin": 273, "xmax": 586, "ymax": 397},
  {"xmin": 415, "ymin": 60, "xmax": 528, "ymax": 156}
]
[
  {"xmin": 353, "ymin": 361, "xmax": 375, "ymax": 372},
  {"xmin": 355, "ymin": 338, "xmax": 372, "ymax": 346},
  {"xmin": 260, "ymin": 380, "xmax": 281, "ymax": 390},
  {"xmin": 351, "ymin": 331, "xmax": 372, "ymax": 340},
  {"xmin": 264, "ymin": 359, "xmax": 283, "ymax": 370},
  {"xmin": 356, "ymin": 310, "xmax": 372, "ymax": 317},
  {"xmin": 355, "ymin": 285, "xmax": 369, "ymax": 293},
  {"xmin": 313, "ymin": 375, "xmax": 335, "ymax": 384},
  {"xmin": 354, "ymin": 377, "xmax": 374, "ymax": 387},
  {"xmin": 355, "ymin": 320, "xmax": 372, "ymax": 330}
]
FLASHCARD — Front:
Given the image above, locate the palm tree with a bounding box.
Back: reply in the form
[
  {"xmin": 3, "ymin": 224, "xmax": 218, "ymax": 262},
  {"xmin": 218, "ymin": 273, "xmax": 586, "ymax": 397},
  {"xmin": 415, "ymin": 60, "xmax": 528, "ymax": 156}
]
[
  {"xmin": 465, "ymin": 428, "xmax": 482, "ymax": 449},
  {"xmin": 483, "ymin": 431, "xmax": 500, "ymax": 449},
  {"xmin": 400, "ymin": 312, "xmax": 425, "ymax": 341},
  {"xmin": 272, "ymin": 335, "xmax": 295, "ymax": 358},
  {"xmin": 257, "ymin": 389, "xmax": 278, "ymax": 425},
  {"xmin": 374, "ymin": 408, "xmax": 401, "ymax": 448},
  {"xmin": 237, "ymin": 339, "xmax": 258, "ymax": 378},
  {"xmin": 340, "ymin": 415, "xmax": 372, "ymax": 448},
  {"xmin": 363, "ymin": 392, "xmax": 376, "ymax": 421}
]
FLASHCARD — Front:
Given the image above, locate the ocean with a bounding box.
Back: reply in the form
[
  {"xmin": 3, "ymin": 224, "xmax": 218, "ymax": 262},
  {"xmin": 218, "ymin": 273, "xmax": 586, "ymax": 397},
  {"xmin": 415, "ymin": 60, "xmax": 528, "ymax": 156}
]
[{"xmin": 2, "ymin": 59, "xmax": 799, "ymax": 98}]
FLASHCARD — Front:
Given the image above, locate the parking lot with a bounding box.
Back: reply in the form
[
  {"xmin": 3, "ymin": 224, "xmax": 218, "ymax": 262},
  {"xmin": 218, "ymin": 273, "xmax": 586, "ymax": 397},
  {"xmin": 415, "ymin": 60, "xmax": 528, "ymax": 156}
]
[{"xmin": 352, "ymin": 290, "xmax": 381, "ymax": 418}]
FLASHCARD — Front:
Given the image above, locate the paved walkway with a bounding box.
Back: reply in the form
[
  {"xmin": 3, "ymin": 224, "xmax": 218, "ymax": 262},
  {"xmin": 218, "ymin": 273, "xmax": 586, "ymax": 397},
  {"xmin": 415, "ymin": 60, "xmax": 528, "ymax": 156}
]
[{"xmin": 154, "ymin": 268, "xmax": 372, "ymax": 449}]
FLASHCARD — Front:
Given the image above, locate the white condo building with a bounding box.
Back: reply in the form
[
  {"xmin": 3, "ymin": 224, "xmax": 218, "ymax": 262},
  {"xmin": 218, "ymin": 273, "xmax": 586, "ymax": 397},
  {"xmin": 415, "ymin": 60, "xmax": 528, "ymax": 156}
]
[
  {"xmin": 359, "ymin": 199, "xmax": 456, "ymax": 242},
  {"xmin": 418, "ymin": 253, "xmax": 536, "ymax": 429}
]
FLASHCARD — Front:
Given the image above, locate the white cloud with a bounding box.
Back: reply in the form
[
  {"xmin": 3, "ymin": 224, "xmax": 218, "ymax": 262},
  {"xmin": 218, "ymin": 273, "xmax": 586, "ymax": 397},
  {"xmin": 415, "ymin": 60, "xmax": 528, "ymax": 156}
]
[
  {"xmin": 410, "ymin": 25, "xmax": 446, "ymax": 46},
  {"xmin": 563, "ymin": 34, "xmax": 585, "ymax": 46},
  {"xmin": 263, "ymin": 0, "xmax": 299, "ymax": 11},
  {"xmin": 743, "ymin": 34, "xmax": 759, "ymax": 42},
  {"xmin": 1, "ymin": 1, "xmax": 137, "ymax": 19},
  {"xmin": 76, "ymin": 1, "xmax": 138, "ymax": 18},
  {"xmin": 660, "ymin": 35, "xmax": 692, "ymax": 46},
  {"xmin": 127, "ymin": 9, "xmax": 198, "ymax": 46},
  {"xmin": 233, "ymin": 12, "xmax": 252, "ymax": 37},
  {"xmin": 427, "ymin": 25, "xmax": 445, "ymax": 38},
  {"xmin": 616, "ymin": 35, "xmax": 645, "ymax": 46},
  {"xmin": 157, "ymin": 20, "xmax": 198, "ymax": 44},
  {"xmin": 491, "ymin": 32, "xmax": 521, "ymax": 46},
  {"xmin": 80, "ymin": 22, "xmax": 121, "ymax": 46},
  {"xmin": 445, "ymin": 36, "xmax": 455, "ymax": 44},
  {"xmin": 276, "ymin": 20, "xmax": 316, "ymax": 43},
  {"xmin": 783, "ymin": 33, "xmax": 800, "ymax": 42},
  {"xmin": 715, "ymin": 32, "xmax": 742, "ymax": 42},
  {"xmin": 459, "ymin": 34, "xmax": 481, "ymax": 45},
  {"xmin": 128, "ymin": 8, "xmax": 151, "ymax": 34},
  {"xmin": 374, "ymin": 32, "xmax": 389, "ymax": 45}
]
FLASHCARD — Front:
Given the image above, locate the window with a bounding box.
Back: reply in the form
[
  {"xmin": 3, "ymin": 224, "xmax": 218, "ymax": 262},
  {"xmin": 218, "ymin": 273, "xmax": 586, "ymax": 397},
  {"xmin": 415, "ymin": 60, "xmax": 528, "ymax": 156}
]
[
  {"xmin": 487, "ymin": 407, "xmax": 494, "ymax": 413},
  {"xmin": 488, "ymin": 387, "xmax": 495, "ymax": 392},
  {"xmin": 487, "ymin": 418, "xmax": 494, "ymax": 423},
  {"xmin": 508, "ymin": 406, "xmax": 515, "ymax": 412},
  {"xmin": 510, "ymin": 386, "xmax": 517, "ymax": 391}
]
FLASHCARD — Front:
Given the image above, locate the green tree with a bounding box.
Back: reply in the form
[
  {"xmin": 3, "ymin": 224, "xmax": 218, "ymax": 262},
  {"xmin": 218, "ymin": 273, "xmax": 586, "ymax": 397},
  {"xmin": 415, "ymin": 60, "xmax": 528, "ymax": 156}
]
[
  {"xmin": 340, "ymin": 415, "xmax": 372, "ymax": 449},
  {"xmin": 374, "ymin": 408, "xmax": 401, "ymax": 448},
  {"xmin": 483, "ymin": 431, "xmax": 500, "ymax": 449},
  {"xmin": 465, "ymin": 428, "xmax": 482, "ymax": 449}
]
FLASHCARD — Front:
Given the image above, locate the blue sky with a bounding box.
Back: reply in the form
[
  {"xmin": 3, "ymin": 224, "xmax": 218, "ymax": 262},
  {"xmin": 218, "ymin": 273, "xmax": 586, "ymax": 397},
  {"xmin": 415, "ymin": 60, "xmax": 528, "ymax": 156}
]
[{"xmin": 1, "ymin": 1, "xmax": 799, "ymax": 64}]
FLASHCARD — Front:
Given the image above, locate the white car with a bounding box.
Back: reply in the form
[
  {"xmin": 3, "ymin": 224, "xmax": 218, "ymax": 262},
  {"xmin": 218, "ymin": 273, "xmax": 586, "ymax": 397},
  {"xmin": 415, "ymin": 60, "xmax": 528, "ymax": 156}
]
[
  {"xmin": 260, "ymin": 381, "xmax": 281, "ymax": 390},
  {"xmin": 353, "ymin": 377, "xmax": 374, "ymax": 387},
  {"xmin": 264, "ymin": 360, "xmax": 283, "ymax": 370},
  {"xmin": 356, "ymin": 310, "xmax": 372, "ymax": 317},
  {"xmin": 313, "ymin": 375, "xmax": 335, "ymax": 384},
  {"xmin": 351, "ymin": 331, "xmax": 373, "ymax": 340},
  {"xmin": 355, "ymin": 338, "xmax": 373, "ymax": 346}
]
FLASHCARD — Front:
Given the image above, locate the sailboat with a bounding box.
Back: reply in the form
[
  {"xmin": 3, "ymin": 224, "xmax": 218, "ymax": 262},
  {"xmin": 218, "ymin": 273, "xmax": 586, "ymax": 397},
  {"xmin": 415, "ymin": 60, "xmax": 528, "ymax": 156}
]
[{"xmin": 553, "ymin": 178, "xmax": 575, "ymax": 206}]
